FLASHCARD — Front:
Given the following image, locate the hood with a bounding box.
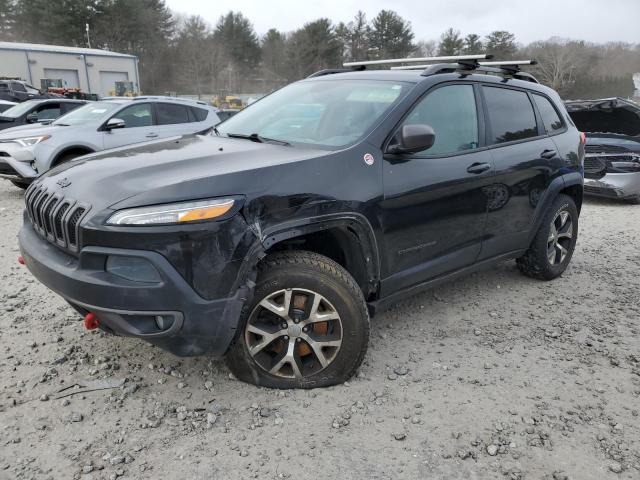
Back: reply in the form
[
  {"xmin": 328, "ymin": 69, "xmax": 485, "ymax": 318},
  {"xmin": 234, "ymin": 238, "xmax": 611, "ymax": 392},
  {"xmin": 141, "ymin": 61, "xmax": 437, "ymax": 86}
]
[
  {"xmin": 0, "ymin": 123, "xmax": 60, "ymax": 138},
  {"xmin": 34, "ymin": 134, "xmax": 328, "ymax": 214},
  {"xmin": 565, "ymin": 97, "xmax": 640, "ymax": 137}
]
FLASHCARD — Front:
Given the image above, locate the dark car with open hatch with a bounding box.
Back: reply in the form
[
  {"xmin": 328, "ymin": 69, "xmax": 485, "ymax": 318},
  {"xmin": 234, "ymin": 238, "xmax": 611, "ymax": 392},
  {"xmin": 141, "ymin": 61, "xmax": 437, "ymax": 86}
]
[{"xmin": 18, "ymin": 54, "xmax": 584, "ymax": 389}]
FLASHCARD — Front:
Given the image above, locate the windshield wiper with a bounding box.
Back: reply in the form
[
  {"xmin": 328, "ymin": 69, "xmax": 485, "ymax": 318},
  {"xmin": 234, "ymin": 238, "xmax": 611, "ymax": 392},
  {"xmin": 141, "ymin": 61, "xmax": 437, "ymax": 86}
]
[{"xmin": 226, "ymin": 132, "xmax": 291, "ymax": 146}]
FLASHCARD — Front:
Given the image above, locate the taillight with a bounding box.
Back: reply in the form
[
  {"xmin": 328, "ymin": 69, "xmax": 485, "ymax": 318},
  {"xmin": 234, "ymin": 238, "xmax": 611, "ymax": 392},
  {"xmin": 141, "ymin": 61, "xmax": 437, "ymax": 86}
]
[{"xmin": 579, "ymin": 132, "xmax": 586, "ymax": 145}]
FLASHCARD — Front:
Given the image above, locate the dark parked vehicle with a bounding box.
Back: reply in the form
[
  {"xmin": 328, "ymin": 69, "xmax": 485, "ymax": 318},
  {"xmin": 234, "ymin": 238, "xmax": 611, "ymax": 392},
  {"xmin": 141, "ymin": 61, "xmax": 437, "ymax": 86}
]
[
  {"xmin": 18, "ymin": 55, "xmax": 584, "ymax": 389},
  {"xmin": 0, "ymin": 79, "xmax": 59, "ymax": 103},
  {"xmin": 0, "ymin": 99, "xmax": 87, "ymax": 131},
  {"xmin": 565, "ymin": 97, "xmax": 640, "ymax": 203}
]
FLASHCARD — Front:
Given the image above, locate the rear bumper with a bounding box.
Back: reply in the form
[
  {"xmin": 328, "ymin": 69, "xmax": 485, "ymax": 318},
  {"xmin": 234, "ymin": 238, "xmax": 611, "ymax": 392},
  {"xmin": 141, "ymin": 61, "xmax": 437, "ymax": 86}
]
[
  {"xmin": 18, "ymin": 221, "xmax": 246, "ymax": 357},
  {"xmin": 584, "ymin": 173, "xmax": 640, "ymax": 200}
]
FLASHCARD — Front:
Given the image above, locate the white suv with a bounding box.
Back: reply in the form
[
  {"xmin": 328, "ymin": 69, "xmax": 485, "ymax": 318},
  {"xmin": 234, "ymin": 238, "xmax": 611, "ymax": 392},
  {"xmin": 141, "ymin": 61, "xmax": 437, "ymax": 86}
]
[{"xmin": 0, "ymin": 96, "xmax": 220, "ymax": 188}]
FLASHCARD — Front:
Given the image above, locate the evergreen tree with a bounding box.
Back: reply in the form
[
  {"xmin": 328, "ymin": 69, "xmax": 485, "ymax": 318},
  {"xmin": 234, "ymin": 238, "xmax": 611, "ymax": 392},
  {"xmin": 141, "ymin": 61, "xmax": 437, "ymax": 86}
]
[
  {"xmin": 463, "ymin": 33, "xmax": 483, "ymax": 54},
  {"xmin": 485, "ymin": 30, "xmax": 517, "ymax": 59},
  {"xmin": 368, "ymin": 10, "xmax": 414, "ymax": 59},
  {"xmin": 438, "ymin": 28, "xmax": 464, "ymax": 55}
]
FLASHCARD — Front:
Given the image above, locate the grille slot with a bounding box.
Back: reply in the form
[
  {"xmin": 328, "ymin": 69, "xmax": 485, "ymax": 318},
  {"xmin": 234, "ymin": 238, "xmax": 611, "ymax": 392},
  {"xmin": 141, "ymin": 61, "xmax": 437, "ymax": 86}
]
[
  {"xmin": 67, "ymin": 207, "xmax": 86, "ymax": 247},
  {"xmin": 54, "ymin": 203, "xmax": 70, "ymax": 241},
  {"xmin": 24, "ymin": 185, "xmax": 90, "ymax": 253}
]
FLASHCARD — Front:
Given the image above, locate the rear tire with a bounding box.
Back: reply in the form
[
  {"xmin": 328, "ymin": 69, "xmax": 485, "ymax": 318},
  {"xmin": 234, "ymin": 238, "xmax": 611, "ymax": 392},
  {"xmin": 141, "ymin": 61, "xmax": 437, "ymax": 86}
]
[
  {"xmin": 517, "ymin": 194, "xmax": 578, "ymax": 280},
  {"xmin": 624, "ymin": 196, "xmax": 640, "ymax": 205},
  {"xmin": 225, "ymin": 251, "xmax": 369, "ymax": 389}
]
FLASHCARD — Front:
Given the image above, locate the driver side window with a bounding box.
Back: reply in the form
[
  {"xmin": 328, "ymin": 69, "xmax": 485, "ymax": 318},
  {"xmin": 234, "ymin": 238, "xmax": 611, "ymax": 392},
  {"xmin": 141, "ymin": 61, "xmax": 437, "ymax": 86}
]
[
  {"xmin": 114, "ymin": 103, "xmax": 153, "ymax": 128},
  {"xmin": 401, "ymin": 84, "xmax": 479, "ymax": 156}
]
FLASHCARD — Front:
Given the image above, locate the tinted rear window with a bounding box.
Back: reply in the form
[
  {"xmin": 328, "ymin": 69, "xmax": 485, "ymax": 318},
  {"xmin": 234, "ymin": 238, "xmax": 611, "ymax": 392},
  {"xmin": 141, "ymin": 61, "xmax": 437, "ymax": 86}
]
[
  {"xmin": 483, "ymin": 87, "xmax": 538, "ymax": 144},
  {"xmin": 191, "ymin": 107, "xmax": 208, "ymax": 122},
  {"xmin": 0, "ymin": 82, "xmax": 8, "ymax": 91},
  {"xmin": 533, "ymin": 94, "xmax": 564, "ymax": 134},
  {"xmin": 156, "ymin": 103, "xmax": 190, "ymax": 125}
]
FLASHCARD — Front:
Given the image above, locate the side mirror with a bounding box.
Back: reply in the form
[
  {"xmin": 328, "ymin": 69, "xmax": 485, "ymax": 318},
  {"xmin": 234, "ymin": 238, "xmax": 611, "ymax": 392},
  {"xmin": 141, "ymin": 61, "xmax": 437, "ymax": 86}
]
[
  {"xmin": 26, "ymin": 112, "xmax": 39, "ymax": 123},
  {"xmin": 388, "ymin": 124, "xmax": 436, "ymax": 154},
  {"xmin": 106, "ymin": 118, "xmax": 125, "ymax": 130}
]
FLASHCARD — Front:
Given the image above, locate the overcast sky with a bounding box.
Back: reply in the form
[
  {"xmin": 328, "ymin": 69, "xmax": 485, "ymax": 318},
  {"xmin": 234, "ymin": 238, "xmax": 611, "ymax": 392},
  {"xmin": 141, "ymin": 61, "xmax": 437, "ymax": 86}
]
[{"xmin": 165, "ymin": 0, "xmax": 639, "ymax": 45}]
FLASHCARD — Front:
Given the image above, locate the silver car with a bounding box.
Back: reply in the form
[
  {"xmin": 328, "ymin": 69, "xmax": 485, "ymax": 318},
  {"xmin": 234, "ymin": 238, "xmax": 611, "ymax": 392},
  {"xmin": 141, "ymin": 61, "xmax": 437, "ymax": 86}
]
[
  {"xmin": 0, "ymin": 96, "xmax": 219, "ymax": 188},
  {"xmin": 565, "ymin": 97, "xmax": 640, "ymax": 204}
]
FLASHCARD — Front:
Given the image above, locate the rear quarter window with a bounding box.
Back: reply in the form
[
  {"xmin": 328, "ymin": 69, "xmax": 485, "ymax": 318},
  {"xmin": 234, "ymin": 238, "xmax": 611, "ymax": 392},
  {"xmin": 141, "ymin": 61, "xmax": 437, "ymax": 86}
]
[
  {"xmin": 532, "ymin": 94, "xmax": 564, "ymax": 134},
  {"xmin": 483, "ymin": 86, "xmax": 538, "ymax": 144},
  {"xmin": 156, "ymin": 103, "xmax": 191, "ymax": 125},
  {"xmin": 191, "ymin": 107, "xmax": 208, "ymax": 122}
]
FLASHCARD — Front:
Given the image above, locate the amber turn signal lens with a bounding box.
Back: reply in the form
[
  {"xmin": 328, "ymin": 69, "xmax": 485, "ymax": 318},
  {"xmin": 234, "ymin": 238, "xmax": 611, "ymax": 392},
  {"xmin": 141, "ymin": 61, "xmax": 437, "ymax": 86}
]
[{"xmin": 179, "ymin": 202, "xmax": 234, "ymax": 222}]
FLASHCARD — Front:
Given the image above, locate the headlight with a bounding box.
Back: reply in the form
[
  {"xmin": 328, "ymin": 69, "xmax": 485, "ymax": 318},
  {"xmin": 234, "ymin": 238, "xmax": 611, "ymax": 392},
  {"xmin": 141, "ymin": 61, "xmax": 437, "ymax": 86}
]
[
  {"xmin": 12, "ymin": 135, "xmax": 51, "ymax": 147},
  {"xmin": 106, "ymin": 198, "xmax": 235, "ymax": 225}
]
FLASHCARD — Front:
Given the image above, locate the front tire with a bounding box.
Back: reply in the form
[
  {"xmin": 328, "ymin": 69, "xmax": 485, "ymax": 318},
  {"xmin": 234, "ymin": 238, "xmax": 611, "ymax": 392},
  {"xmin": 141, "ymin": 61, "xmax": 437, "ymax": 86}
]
[
  {"xmin": 226, "ymin": 251, "xmax": 369, "ymax": 389},
  {"xmin": 516, "ymin": 194, "xmax": 578, "ymax": 280}
]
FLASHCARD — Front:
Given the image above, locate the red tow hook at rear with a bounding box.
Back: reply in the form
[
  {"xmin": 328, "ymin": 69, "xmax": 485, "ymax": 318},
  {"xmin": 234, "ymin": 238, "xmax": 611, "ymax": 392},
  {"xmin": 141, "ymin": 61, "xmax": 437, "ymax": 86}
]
[
  {"xmin": 17, "ymin": 256, "xmax": 25, "ymax": 265},
  {"xmin": 84, "ymin": 313, "xmax": 100, "ymax": 330}
]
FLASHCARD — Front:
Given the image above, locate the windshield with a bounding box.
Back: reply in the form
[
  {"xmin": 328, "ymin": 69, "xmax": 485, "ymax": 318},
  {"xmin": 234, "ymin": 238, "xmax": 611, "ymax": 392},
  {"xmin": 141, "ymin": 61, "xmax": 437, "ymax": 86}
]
[
  {"xmin": 1, "ymin": 100, "xmax": 40, "ymax": 119},
  {"xmin": 217, "ymin": 79, "xmax": 412, "ymax": 149},
  {"xmin": 53, "ymin": 101, "xmax": 121, "ymax": 126}
]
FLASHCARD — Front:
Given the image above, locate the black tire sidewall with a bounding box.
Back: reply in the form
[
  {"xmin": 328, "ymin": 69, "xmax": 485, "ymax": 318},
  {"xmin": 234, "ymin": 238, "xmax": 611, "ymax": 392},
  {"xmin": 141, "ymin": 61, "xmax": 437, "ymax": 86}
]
[
  {"xmin": 534, "ymin": 195, "xmax": 579, "ymax": 278},
  {"xmin": 226, "ymin": 254, "xmax": 369, "ymax": 389}
]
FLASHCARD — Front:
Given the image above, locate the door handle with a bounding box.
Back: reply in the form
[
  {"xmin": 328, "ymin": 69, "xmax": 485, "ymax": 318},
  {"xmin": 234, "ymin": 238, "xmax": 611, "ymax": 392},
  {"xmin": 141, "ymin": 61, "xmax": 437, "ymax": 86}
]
[
  {"xmin": 540, "ymin": 149, "xmax": 556, "ymax": 159},
  {"xmin": 466, "ymin": 162, "xmax": 491, "ymax": 174},
  {"xmin": 145, "ymin": 133, "xmax": 159, "ymax": 138}
]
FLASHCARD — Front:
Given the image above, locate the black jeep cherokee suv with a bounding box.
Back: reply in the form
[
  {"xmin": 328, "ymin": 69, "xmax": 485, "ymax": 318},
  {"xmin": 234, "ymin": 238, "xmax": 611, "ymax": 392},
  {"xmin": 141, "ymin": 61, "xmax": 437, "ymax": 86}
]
[{"xmin": 18, "ymin": 57, "xmax": 584, "ymax": 389}]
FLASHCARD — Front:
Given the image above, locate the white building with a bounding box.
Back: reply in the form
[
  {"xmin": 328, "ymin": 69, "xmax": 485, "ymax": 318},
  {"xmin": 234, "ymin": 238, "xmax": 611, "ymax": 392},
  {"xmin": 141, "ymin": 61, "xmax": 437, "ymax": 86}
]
[{"xmin": 0, "ymin": 42, "xmax": 140, "ymax": 97}]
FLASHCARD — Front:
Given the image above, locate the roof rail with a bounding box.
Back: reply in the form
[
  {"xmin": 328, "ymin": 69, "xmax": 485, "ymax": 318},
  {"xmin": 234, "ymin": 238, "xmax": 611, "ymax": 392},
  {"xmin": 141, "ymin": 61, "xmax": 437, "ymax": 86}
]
[
  {"xmin": 307, "ymin": 67, "xmax": 365, "ymax": 78},
  {"xmin": 343, "ymin": 54, "xmax": 492, "ymax": 68}
]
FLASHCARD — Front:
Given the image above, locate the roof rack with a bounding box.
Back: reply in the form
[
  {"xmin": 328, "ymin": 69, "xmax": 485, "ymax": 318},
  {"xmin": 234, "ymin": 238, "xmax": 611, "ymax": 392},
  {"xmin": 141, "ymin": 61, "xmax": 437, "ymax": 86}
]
[
  {"xmin": 387, "ymin": 59, "xmax": 539, "ymax": 83},
  {"xmin": 343, "ymin": 54, "xmax": 492, "ymax": 68},
  {"xmin": 309, "ymin": 55, "xmax": 539, "ymax": 83}
]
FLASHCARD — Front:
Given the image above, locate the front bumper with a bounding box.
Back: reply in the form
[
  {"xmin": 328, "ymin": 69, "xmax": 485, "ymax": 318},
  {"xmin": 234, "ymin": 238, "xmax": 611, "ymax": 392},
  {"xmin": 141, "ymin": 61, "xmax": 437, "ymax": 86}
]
[
  {"xmin": 0, "ymin": 144, "xmax": 37, "ymax": 181},
  {"xmin": 19, "ymin": 222, "xmax": 246, "ymax": 357},
  {"xmin": 584, "ymin": 173, "xmax": 640, "ymax": 200}
]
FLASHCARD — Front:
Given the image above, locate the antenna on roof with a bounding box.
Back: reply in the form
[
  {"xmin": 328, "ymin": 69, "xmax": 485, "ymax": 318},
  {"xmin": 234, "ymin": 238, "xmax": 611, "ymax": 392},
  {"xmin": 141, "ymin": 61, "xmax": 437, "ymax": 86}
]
[{"xmin": 343, "ymin": 54, "xmax": 493, "ymax": 68}]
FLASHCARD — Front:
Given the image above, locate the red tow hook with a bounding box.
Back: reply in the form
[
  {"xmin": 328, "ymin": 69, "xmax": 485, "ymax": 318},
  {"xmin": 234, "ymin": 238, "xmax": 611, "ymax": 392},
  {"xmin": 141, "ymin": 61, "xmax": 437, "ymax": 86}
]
[
  {"xmin": 84, "ymin": 312, "xmax": 100, "ymax": 330},
  {"xmin": 17, "ymin": 256, "xmax": 25, "ymax": 265}
]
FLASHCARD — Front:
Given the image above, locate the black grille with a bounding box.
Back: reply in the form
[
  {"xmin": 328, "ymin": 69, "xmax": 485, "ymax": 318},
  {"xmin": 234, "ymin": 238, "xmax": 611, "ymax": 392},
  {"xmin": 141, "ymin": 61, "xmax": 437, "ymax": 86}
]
[
  {"xmin": 584, "ymin": 156, "xmax": 606, "ymax": 175},
  {"xmin": 24, "ymin": 184, "xmax": 90, "ymax": 253}
]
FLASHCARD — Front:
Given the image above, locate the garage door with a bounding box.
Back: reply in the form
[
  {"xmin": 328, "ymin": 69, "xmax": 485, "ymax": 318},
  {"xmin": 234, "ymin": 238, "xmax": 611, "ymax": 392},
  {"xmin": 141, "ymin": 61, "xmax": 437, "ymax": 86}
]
[
  {"xmin": 100, "ymin": 71, "xmax": 129, "ymax": 97},
  {"xmin": 43, "ymin": 69, "xmax": 80, "ymax": 89}
]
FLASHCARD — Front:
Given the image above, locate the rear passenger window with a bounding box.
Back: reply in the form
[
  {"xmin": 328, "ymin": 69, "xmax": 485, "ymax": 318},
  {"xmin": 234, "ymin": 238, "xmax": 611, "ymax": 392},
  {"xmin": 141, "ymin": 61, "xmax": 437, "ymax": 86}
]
[
  {"xmin": 483, "ymin": 87, "xmax": 538, "ymax": 144},
  {"xmin": 156, "ymin": 103, "xmax": 190, "ymax": 125},
  {"xmin": 401, "ymin": 84, "xmax": 479, "ymax": 156},
  {"xmin": 532, "ymin": 94, "xmax": 564, "ymax": 134},
  {"xmin": 191, "ymin": 107, "xmax": 208, "ymax": 122}
]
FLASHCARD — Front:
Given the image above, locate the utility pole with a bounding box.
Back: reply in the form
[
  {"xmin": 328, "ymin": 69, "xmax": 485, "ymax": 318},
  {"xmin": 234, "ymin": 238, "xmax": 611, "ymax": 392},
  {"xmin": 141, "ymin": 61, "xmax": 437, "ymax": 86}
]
[{"xmin": 86, "ymin": 23, "xmax": 92, "ymax": 49}]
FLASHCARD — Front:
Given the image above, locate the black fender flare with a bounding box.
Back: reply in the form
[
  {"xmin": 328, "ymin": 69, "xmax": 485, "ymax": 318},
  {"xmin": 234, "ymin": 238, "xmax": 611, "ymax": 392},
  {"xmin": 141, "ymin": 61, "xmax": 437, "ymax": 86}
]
[
  {"xmin": 248, "ymin": 213, "xmax": 381, "ymax": 292},
  {"xmin": 528, "ymin": 172, "xmax": 583, "ymax": 245}
]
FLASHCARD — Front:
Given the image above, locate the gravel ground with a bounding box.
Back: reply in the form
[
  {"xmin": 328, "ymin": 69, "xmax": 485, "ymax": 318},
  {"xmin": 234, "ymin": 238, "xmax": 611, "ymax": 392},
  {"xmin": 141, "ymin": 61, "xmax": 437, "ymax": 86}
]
[{"xmin": 1, "ymin": 180, "xmax": 639, "ymax": 480}]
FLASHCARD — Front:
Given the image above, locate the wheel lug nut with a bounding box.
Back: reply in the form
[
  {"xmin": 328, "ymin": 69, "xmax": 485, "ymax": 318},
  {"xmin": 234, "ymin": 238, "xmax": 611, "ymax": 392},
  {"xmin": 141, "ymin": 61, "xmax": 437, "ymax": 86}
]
[
  {"xmin": 294, "ymin": 319, "xmax": 299, "ymax": 323},
  {"xmin": 284, "ymin": 335, "xmax": 289, "ymax": 340},
  {"xmin": 296, "ymin": 338, "xmax": 301, "ymax": 343},
  {"xmin": 281, "ymin": 323, "xmax": 287, "ymax": 329}
]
